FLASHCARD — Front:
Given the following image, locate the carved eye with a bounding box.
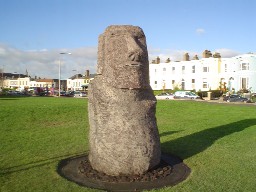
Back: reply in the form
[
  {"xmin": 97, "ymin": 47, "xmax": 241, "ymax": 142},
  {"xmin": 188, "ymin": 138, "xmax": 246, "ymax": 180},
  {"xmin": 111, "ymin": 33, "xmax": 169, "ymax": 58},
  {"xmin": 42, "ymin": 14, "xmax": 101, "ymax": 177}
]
[
  {"xmin": 137, "ymin": 35, "xmax": 146, "ymax": 46},
  {"xmin": 110, "ymin": 33, "xmax": 115, "ymax": 37}
]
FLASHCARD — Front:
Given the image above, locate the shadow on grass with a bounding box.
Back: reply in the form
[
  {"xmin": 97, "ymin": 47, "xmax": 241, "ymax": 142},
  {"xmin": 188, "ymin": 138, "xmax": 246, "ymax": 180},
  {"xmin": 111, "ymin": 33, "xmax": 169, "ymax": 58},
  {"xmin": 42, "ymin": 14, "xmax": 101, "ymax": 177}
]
[
  {"xmin": 0, "ymin": 95, "xmax": 31, "ymax": 99},
  {"xmin": 0, "ymin": 98, "xmax": 19, "ymax": 100},
  {"xmin": 161, "ymin": 119, "xmax": 256, "ymax": 159},
  {"xmin": 3, "ymin": 119, "xmax": 255, "ymax": 175},
  {"xmin": 159, "ymin": 130, "xmax": 181, "ymax": 137},
  {"xmin": 0, "ymin": 151, "xmax": 87, "ymax": 175}
]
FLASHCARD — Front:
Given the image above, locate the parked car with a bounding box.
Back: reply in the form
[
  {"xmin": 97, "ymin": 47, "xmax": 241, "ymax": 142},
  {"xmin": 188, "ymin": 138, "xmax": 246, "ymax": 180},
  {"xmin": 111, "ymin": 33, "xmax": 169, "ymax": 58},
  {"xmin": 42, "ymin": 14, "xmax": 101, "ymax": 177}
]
[
  {"xmin": 79, "ymin": 92, "xmax": 87, "ymax": 97},
  {"xmin": 155, "ymin": 92, "xmax": 174, "ymax": 100},
  {"xmin": 60, "ymin": 91, "xmax": 66, "ymax": 96},
  {"xmin": 174, "ymin": 91, "xmax": 200, "ymax": 99},
  {"xmin": 39, "ymin": 91, "xmax": 50, "ymax": 96},
  {"xmin": 223, "ymin": 94, "xmax": 249, "ymax": 102},
  {"xmin": 65, "ymin": 91, "xmax": 75, "ymax": 97},
  {"xmin": 8, "ymin": 91, "xmax": 24, "ymax": 96},
  {"xmin": 73, "ymin": 91, "xmax": 81, "ymax": 97},
  {"xmin": 73, "ymin": 91, "xmax": 87, "ymax": 98}
]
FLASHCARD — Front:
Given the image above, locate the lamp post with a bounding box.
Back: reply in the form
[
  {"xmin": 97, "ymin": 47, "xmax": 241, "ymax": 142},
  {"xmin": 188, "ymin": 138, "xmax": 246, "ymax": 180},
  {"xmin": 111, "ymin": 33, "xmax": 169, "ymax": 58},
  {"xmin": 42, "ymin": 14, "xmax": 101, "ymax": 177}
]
[
  {"xmin": 72, "ymin": 69, "xmax": 78, "ymax": 91},
  {"xmin": 59, "ymin": 52, "xmax": 71, "ymax": 97},
  {"xmin": 1, "ymin": 65, "xmax": 4, "ymax": 89}
]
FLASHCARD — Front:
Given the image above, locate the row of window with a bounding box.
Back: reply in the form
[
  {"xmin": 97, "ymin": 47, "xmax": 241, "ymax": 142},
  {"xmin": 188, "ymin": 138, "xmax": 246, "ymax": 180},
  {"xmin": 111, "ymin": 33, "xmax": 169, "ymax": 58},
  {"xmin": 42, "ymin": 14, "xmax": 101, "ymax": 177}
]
[
  {"xmin": 68, "ymin": 79, "xmax": 91, "ymax": 84},
  {"xmin": 154, "ymin": 79, "xmax": 201, "ymax": 84},
  {"xmin": 154, "ymin": 78, "xmax": 209, "ymax": 89},
  {"xmin": 9, "ymin": 81, "xmax": 28, "ymax": 86},
  {"xmin": 72, "ymin": 82, "xmax": 81, "ymax": 87},
  {"xmin": 154, "ymin": 77, "xmax": 249, "ymax": 90},
  {"xmin": 157, "ymin": 63, "xmax": 250, "ymax": 74},
  {"xmin": 158, "ymin": 66, "xmax": 208, "ymax": 74},
  {"xmin": 223, "ymin": 63, "xmax": 249, "ymax": 72},
  {"xmin": 30, "ymin": 84, "xmax": 52, "ymax": 87}
]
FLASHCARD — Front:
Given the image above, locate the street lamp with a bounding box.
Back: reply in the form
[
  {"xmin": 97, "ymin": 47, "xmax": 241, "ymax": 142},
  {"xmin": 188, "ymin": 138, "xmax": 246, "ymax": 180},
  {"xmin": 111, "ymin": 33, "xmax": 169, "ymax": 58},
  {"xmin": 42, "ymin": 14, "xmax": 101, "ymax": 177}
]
[
  {"xmin": 72, "ymin": 69, "xmax": 78, "ymax": 91},
  {"xmin": 1, "ymin": 65, "xmax": 4, "ymax": 88},
  {"xmin": 59, "ymin": 52, "xmax": 71, "ymax": 97}
]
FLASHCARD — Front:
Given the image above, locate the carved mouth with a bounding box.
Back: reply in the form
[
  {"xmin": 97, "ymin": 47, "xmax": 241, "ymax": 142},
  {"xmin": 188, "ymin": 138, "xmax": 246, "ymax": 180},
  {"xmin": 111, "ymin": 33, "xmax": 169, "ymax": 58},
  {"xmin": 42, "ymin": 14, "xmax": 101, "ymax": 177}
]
[{"xmin": 125, "ymin": 62, "xmax": 142, "ymax": 67}]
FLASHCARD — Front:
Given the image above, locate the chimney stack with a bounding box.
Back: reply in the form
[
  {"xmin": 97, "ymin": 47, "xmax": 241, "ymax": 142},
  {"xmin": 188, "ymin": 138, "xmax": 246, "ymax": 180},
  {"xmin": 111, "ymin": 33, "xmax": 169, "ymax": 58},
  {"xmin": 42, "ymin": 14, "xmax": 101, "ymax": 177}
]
[
  {"xmin": 183, "ymin": 53, "xmax": 190, "ymax": 61},
  {"xmin": 86, "ymin": 70, "xmax": 90, "ymax": 78},
  {"xmin": 193, "ymin": 55, "xmax": 199, "ymax": 60},
  {"xmin": 213, "ymin": 52, "xmax": 221, "ymax": 58},
  {"xmin": 156, "ymin": 56, "xmax": 160, "ymax": 64},
  {"xmin": 202, "ymin": 50, "xmax": 212, "ymax": 58}
]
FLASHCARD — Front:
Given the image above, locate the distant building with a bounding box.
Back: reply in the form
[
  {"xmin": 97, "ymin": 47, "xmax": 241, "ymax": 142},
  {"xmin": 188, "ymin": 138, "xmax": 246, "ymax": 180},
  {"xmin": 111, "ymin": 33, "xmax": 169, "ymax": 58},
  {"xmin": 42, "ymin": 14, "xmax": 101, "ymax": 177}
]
[
  {"xmin": 1, "ymin": 69, "xmax": 95, "ymax": 92},
  {"xmin": 30, "ymin": 79, "xmax": 58, "ymax": 89},
  {"xmin": 67, "ymin": 70, "xmax": 96, "ymax": 91},
  {"xmin": 149, "ymin": 51, "xmax": 256, "ymax": 93},
  {"xmin": 1, "ymin": 73, "xmax": 29, "ymax": 91}
]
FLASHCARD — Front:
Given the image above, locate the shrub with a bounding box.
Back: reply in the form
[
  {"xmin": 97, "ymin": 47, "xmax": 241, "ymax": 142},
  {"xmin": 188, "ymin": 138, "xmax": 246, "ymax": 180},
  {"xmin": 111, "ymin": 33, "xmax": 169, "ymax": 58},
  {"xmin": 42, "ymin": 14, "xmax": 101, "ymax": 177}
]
[{"xmin": 197, "ymin": 90, "xmax": 223, "ymax": 98}]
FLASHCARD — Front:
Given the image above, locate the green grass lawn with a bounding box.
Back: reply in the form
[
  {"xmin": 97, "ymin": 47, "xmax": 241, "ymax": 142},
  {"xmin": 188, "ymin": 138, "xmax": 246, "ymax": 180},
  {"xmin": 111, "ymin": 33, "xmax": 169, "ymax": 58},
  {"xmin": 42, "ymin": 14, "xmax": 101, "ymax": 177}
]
[{"xmin": 0, "ymin": 97, "xmax": 255, "ymax": 192}]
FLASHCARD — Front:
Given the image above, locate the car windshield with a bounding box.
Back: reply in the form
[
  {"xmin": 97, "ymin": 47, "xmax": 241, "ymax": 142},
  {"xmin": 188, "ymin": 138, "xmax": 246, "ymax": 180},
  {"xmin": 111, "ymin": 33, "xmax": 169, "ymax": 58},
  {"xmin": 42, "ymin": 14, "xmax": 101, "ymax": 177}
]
[{"xmin": 186, "ymin": 92, "xmax": 196, "ymax": 96}]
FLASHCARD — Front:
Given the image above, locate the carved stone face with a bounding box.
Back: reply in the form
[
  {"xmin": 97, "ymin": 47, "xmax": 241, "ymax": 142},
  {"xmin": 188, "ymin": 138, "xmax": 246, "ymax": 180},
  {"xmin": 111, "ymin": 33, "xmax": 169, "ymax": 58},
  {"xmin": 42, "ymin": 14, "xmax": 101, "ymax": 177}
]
[{"xmin": 97, "ymin": 25, "xmax": 150, "ymax": 89}]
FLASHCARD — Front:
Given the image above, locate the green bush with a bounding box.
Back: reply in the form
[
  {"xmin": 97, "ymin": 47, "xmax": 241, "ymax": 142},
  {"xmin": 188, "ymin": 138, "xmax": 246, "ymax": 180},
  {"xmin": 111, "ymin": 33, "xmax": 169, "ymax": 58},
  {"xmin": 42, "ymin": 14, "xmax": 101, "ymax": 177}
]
[
  {"xmin": 0, "ymin": 88, "xmax": 10, "ymax": 95},
  {"xmin": 197, "ymin": 90, "xmax": 223, "ymax": 98}
]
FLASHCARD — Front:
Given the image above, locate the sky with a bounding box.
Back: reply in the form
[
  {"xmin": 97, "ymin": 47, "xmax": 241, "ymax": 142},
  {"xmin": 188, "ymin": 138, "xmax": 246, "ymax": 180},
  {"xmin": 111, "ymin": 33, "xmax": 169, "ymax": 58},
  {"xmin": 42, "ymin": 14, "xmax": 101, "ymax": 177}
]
[{"xmin": 0, "ymin": 0, "xmax": 255, "ymax": 79}]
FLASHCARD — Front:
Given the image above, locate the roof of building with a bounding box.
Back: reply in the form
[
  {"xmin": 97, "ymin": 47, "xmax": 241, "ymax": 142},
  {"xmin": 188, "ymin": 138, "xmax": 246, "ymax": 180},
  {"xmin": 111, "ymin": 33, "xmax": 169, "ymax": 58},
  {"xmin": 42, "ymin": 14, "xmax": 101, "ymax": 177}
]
[
  {"xmin": 68, "ymin": 73, "xmax": 96, "ymax": 79},
  {"xmin": 36, "ymin": 79, "xmax": 54, "ymax": 82},
  {"xmin": 2, "ymin": 73, "xmax": 27, "ymax": 79}
]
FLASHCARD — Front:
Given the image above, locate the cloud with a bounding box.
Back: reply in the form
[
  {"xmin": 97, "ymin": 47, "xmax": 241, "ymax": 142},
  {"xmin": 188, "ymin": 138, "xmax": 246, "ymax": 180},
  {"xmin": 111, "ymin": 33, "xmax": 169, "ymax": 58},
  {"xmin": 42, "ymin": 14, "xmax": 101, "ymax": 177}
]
[
  {"xmin": 0, "ymin": 47, "xmax": 7, "ymax": 55},
  {"xmin": 148, "ymin": 48, "xmax": 198, "ymax": 62},
  {"xmin": 196, "ymin": 28, "xmax": 205, "ymax": 35},
  {"xmin": 0, "ymin": 44, "xmax": 98, "ymax": 79},
  {"xmin": 0, "ymin": 44, "xmax": 243, "ymax": 79},
  {"xmin": 148, "ymin": 48, "xmax": 242, "ymax": 62},
  {"xmin": 214, "ymin": 48, "xmax": 241, "ymax": 58}
]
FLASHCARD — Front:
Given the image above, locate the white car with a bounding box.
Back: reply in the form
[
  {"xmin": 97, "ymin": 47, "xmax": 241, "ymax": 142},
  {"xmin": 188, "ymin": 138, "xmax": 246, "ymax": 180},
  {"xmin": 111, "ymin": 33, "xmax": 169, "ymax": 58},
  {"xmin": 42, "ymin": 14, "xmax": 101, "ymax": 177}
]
[
  {"xmin": 174, "ymin": 91, "xmax": 200, "ymax": 99},
  {"xmin": 155, "ymin": 93, "xmax": 174, "ymax": 100},
  {"xmin": 73, "ymin": 91, "xmax": 87, "ymax": 97},
  {"xmin": 79, "ymin": 92, "xmax": 87, "ymax": 97}
]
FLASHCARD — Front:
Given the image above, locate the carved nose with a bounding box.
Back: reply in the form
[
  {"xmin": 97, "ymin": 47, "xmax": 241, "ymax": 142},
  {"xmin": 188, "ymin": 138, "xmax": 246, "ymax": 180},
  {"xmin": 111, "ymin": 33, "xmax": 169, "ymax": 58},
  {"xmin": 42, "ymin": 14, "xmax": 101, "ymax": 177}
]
[
  {"xmin": 127, "ymin": 37, "xmax": 143, "ymax": 62},
  {"xmin": 128, "ymin": 52, "xmax": 141, "ymax": 62}
]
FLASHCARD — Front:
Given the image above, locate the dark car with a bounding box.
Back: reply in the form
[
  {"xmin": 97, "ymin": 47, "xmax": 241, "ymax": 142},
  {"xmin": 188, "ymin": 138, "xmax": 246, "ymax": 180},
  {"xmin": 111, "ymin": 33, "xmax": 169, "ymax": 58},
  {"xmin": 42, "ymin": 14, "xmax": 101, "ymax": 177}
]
[
  {"xmin": 223, "ymin": 94, "xmax": 248, "ymax": 102},
  {"xmin": 60, "ymin": 91, "xmax": 66, "ymax": 96},
  {"xmin": 65, "ymin": 91, "xmax": 75, "ymax": 97}
]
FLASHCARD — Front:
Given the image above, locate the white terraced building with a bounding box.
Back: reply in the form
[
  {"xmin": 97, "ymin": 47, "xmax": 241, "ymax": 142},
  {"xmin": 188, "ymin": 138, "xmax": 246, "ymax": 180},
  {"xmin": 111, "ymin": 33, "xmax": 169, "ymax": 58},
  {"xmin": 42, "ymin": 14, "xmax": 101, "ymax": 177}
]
[{"xmin": 149, "ymin": 50, "xmax": 256, "ymax": 93}]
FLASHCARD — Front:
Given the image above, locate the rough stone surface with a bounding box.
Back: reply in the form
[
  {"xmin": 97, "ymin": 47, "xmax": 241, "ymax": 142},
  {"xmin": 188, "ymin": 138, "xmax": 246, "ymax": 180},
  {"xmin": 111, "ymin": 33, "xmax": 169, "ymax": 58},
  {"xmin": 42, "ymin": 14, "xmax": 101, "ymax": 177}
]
[
  {"xmin": 78, "ymin": 156, "xmax": 172, "ymax": 183},
  {"xmin": 88, "ymin": 25, "xmax": 161, "ymax": 176}
]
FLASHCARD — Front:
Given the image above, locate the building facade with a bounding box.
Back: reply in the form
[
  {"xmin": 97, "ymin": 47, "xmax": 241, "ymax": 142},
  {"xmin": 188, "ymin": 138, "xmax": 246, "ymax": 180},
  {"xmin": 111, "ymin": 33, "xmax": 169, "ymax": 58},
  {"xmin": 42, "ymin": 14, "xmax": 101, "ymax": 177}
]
[
  {"xmin": 1, "ymin": 69, "xmax": 96, "ymax": 93},
  {"xmin": 149, "ymin": 51, "xmax": 256, "ymax": 93},
  {"xmin": 67, "ymin": 70, "xmax": 95, "ymax": 91},
  {"xmin": 1, "ymin": 73, "xmax": 30, "ymax": 91}
]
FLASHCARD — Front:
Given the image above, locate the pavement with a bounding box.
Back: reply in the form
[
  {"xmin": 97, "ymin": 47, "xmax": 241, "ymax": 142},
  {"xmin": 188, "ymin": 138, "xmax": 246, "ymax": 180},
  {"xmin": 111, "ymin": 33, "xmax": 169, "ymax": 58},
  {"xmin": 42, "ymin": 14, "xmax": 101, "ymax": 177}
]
[{"xmin": 196, "ymin": 98, "xmax": 256, "ymax": 106}]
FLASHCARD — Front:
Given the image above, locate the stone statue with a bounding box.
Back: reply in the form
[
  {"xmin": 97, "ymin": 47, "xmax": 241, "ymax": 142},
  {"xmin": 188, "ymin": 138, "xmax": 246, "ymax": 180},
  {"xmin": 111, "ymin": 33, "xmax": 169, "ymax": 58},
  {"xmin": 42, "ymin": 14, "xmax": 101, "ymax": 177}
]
[{"xmin": 88, "ymin": 25, "xmax": 161, "ymax": 176}]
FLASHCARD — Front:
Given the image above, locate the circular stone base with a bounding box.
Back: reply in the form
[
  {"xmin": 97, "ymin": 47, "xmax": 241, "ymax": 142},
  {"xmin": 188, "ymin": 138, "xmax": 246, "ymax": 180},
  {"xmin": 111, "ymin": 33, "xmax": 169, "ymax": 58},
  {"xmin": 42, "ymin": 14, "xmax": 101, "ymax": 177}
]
[{"xmin": 57, "ymin": 153, "xmax": 190, "ymax": 191}]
